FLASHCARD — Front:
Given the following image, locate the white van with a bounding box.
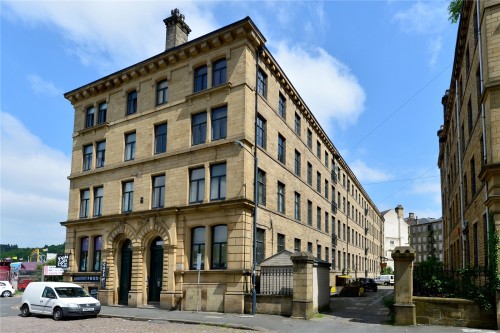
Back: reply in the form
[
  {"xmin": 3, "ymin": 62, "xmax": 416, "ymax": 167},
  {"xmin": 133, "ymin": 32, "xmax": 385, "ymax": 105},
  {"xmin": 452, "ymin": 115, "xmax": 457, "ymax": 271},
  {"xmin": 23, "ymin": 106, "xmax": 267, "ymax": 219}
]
[
  {"xmin": 379, "ymin": 274, "xmax": 394, "ymax": 285},
  {"xmin": 20, "ymin": 282, "xmax": 100, "ymax": 320}
]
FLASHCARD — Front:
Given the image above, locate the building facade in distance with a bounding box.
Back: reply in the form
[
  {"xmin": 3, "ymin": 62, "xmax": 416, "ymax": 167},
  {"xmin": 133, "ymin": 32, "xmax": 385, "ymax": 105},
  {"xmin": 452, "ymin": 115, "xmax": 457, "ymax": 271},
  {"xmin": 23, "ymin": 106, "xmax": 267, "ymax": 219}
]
[
  {"xmin": 437, "ymin": 0, "xmax": 498, "ymax": 270},
  {"xmin": 407, "ymin": 214, "xmax": 444, "ymax": 264},
  {"xmin": 381, "ymin": 205, "xmax": 410, "ymax": 271},
  {"xmin": 61, "ymin": 9, "xmax": 383, "ymax": 313}
]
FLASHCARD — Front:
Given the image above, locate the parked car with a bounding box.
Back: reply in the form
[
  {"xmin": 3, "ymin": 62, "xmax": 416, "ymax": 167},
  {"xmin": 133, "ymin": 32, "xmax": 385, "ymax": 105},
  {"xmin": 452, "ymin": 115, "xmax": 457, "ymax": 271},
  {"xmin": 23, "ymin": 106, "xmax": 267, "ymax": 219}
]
[
  {"xmin": 379, "ymin": 274, "xmax": 394, "ymax": 285},
  {"xmin": 20, "ymin": 282, "xmax": 100, "ymax": 320},
  {"xmin": 357, "ymin": 278, "xmax": 378, "ymax": 292},
  {"xmin": 0, "ymin": 281, "xmax": 15, "ymax": 297},
  {"xmin": 17, "ymin": 279, "xmax": 34, "ymax": 291}
]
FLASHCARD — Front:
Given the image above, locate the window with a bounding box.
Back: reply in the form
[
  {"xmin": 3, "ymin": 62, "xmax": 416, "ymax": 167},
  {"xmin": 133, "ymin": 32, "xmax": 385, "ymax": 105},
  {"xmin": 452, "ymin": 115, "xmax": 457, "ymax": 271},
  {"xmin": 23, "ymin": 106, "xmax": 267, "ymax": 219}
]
[
  {"xmin": 83, "ymin": 144, "xmax": 93, "ymax": 171},
  {"xmin": 155, "ymin": 123, "xmax": 168, "ymax": 154},
  {"xmin": 152, "ymin": 175, "xmax": 165, "ymax": 208},
  {"xmin": 294, "ymin": 113, "xmax": 301, "ymax": 135},
  {"xmin": 317, "ymin": 172, "xmax": 321, "ymax": 193},
  {"xmin": 277, "ymin": 182, "xmax": 285, "ymax": 213},
  {"xmin": 278, "ymin": 93, "xmax": 286, "ymax": 119},
  {"xmin": 257, "ymin": 68, "xmax": 267, "ymax": 98},
  {"xmin": 211, "ymin": 225, "xmax": 227, "ymax": 269},
  {"xmin": 325, "ymin": 152, "xmax": 329, "ymax": 167},
  {"xmin": 468, "ymin": 100, "xmax": 473, "ymax": 135},
  {"xmin": 211, "ymin": 106, "xmax": 227, "ymax": 141},
  {"xmin": 317, "ymin": 245, "xmax": 321, "ymax": 260},
  {"xmin": 96, "ymin": 141, "xmax": 106, "ymax": 168},
  {"xmin": 257, "ymin": 169, "xmax": 266, "ymax": 205},
  {"xmin": 307, "ymin": 162, "xmax": 312, "ymax": 185},
  {"xmin": 194, "ymin": 65, "xmax": 208, "ymax": 92},
  {"xmin": 471, "ymin": 157, "xmax": 476, "ymax": 196},
  {"xmin": 278, "ymin": 134, "xmax": 286, "ymax": 163},
  {"xmin": 127, "ymin": 90, "xmax": 137, "ymax": 115},
  {"xmin": 294, "ymin": 192, "xmax": 301, "ymax": 221},
  {"xmin": 93, "ymin": 236, "xmax": 102, "ymax": 272},
  {"xmin": 256, "ymin": 115, "xmax": 267, "ymax": 149},
  {"xmin": 85, "ymin": 106, "xmax": 95, "ymax": 128},
  {"xmin": 307, "ymin": 242, "xmax": 312, "ymax": 254},
  {"xmin": 93, "ymin": 187, "xmax": 103, "ymax": 217},
  {"xmin": 325, "ymin": 212, "xmax": 329, "ymax": 233},
  {"xmin": 212, "ymin": 59, "xmax": 227, "ymax": 87},
  {"xmin": 307, "ymin": 129, "xmax": 312, "ymax": 149},
  {"xmin": 122, "ymin": 181, "xmax": 134, "ymax": 213},
  {"xmin": 156, "ymin": 80, "xmax": 168, "ymax": 105},
  {"xmin": 80, "ymin": 189, "xmax": 90, "ymax": 218},
  {"xmin": 473, "ymin": 223, "xmax": 478, "ymax": 267},
  {"xmin": 189, "ymin": 168, "xmax": 205, "ymax": 203},
  {"xmin": 192, "ymin": 112, "xmax": 207, "ymax": 145},
  {"xmin": 79, "ymin": 237, "xmax": 89, "ymax": 272},
  {"xmin": 316, "ymin": 141, "xmax": 321, "ymax": 159},
  {"xmin": 317, "ymin": 207, "xmax": 321, "ymax": 230},
  {"xmin": 256, "ymin": 228, "xmax": 265, "ymax": 263},
  {"xmin": 97, "ymin": 102, "xmax": 107, "ymax": 124},
  {"xmin": 124, "ymin": 132, "xmax": 136, "ymax": 161},
  {"xmin": 277, "ymin": 233, "xmax": 285, "ymax": 253},
  {"xmin": 294, "ymin": 238, "xmax": 301, "ymax": 252},
  {"xmin": 191, "ymin": 227, "xmax": 205, "ymax": 270},
  {"xmin": 294, "ymin": 150, "xmax": 301, "ymax": 176},
  {"xmin": 325, "ymin": 180, "xmax": 329, "ymax": 198},
  {"xmin": 307, "ymin": 200, "xmax": 313, "ymax": 226},
  {"xmin": 210, "ymin": 163, "xmax": 226, "ymax": 200}
]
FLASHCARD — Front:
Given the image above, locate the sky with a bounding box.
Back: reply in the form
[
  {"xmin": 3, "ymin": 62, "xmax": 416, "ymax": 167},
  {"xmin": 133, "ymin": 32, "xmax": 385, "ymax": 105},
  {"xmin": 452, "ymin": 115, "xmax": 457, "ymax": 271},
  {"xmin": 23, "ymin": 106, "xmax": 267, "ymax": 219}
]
[{"xmin": 0, "ymin": 0, "xmax": 458, "ymax": 248}]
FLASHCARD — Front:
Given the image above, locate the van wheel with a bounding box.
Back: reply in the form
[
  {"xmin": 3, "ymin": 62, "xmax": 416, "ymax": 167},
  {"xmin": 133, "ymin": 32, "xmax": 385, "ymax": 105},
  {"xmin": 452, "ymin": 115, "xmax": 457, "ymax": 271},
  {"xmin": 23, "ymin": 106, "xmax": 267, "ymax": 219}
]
[
  {"xmin": 20, "ymin": 304, "xmax": 30, "ymax": 317},
  {"xmin": 53, "ymin": 307, "xmax": 64, "ymax": 321}
]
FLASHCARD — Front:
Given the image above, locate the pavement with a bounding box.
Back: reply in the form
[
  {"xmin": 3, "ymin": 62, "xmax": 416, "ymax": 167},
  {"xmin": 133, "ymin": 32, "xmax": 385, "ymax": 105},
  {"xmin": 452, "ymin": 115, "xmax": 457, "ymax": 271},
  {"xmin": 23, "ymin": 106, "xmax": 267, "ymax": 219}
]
[{"xmin": 99, "ymin": 304, "xmax": 499, "ymax": 333}]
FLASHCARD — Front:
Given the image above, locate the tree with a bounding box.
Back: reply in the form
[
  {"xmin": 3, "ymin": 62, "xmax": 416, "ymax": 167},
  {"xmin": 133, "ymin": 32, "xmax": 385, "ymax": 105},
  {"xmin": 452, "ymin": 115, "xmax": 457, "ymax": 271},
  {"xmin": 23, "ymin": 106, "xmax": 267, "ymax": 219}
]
[
  {"xmin": 381, "ymin": 267, "xmax": 393, "ymax": 275},
  {"xmin": 448, "ymin": 0, "xmax": 463, "ymax": 23}
]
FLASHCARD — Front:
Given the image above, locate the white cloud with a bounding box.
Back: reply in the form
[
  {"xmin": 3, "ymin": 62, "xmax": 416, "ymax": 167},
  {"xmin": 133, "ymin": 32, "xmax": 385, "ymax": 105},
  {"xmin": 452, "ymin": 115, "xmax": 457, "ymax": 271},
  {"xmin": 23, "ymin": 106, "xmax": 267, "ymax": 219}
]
[
  {"xmin": 0, "ymin": 112, "xmax": 70, "ymax": 247},
  {"xmin": 272, "ymin": 42, "xmax": 366, "ymax": 129},
  {"xmin": 392, "ymin": 1, "xmax": 448, "ymax": 67},
  {"xmin": 349, "ymin": 159, "xmax": 391, "ymax": 183},
  {"xmin": 3, "ymin": 1, "xmax": 217, "ymax": 73},
  {"xmin": 392, "ymin": 1, "xmax": 447, "ymax": 35},
  {"xmin": 27, "ymin": 74, "xmax": 61, "ymax": 96}
]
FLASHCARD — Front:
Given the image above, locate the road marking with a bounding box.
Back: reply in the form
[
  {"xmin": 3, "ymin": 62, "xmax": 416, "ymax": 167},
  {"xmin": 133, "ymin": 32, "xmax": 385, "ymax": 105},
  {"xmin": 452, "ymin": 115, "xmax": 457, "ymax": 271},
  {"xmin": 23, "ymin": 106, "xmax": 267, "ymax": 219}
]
[{"xmin": 205, "ymin": 316, "xmax": 223, "ymax": 319}]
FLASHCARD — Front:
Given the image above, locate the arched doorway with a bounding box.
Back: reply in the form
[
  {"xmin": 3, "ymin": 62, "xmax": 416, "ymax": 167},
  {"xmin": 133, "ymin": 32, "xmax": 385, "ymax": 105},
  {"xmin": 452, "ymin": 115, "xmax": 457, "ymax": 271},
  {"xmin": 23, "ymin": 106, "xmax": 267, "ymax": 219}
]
[
  {"xmin": 119, "ymin": 239, "xmax": 132, "ymax": 305},
  {"xmin": 148, "ymin": 237, "xmax": 164, "ymax": 303}
]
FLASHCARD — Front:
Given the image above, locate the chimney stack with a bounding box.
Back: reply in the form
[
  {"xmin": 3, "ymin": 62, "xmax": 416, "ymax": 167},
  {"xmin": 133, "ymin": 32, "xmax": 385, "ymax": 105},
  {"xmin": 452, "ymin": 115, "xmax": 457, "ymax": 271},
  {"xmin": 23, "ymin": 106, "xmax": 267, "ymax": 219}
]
[
  {"xmin": 164, "ymin": 8, "xmax": 191, "ymax": 51},
  {"xmin": 395, "ymin": 204, "xmax": 404, "ymax": 219},
  {"xmin": 408, "ymin": 212, "xmax": 415, "ymax": 219}
]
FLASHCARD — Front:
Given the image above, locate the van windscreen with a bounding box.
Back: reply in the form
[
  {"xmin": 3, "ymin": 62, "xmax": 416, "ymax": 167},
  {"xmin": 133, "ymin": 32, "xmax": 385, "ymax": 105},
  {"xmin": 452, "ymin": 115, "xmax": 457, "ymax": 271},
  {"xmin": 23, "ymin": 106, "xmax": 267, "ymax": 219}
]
[{"xmin": 55, "ymin": 287, "xmax": 90, "ymax": 298}]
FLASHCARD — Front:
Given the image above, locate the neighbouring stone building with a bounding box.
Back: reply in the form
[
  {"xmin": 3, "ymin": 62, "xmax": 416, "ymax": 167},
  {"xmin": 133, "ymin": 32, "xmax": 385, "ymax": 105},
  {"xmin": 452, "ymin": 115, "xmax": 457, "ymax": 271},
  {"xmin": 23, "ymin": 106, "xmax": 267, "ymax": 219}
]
[
  {"xmin": 381, "ymin": 205, "xmax": 410, "ymax": 271},
  {"xmin": 61, "ymin": 9, "xmax": 383, "ymax": 313},
  {"xmin": 406, "ymin": 214, "xmax": 444, "ymax": 264},
  {"xmin": 437, "ymin": 0, "xmax": 499, "ymax": 270}
]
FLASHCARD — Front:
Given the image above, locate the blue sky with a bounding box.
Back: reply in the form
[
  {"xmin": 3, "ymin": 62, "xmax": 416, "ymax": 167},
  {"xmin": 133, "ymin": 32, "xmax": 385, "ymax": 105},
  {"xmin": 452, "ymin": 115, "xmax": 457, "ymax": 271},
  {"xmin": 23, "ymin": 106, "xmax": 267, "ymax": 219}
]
[{"xmin": 0, "ymin": 0, "xmax": 457, "ymax": 248}]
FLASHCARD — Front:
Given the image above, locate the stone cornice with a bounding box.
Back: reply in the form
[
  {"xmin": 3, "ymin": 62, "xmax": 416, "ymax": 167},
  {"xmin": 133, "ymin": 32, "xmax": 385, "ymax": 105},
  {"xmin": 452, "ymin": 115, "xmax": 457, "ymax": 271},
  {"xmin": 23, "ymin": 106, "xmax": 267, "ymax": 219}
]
[{"xmin": 64, "ymin": 17, "xmax": 265, "ymax": 104}]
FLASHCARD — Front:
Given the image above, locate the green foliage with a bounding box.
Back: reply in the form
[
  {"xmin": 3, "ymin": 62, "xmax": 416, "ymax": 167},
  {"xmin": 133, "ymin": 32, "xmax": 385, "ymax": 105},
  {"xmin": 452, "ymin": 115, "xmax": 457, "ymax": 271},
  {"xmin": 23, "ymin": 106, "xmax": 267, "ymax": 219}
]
[
  {"xmin": 381, "ymin": 294, "xmax": 395, "ymax": 323},
  {"xmin": 381, "ymin": 267, "xmax": 393, "ymax": 275},
  {"xmin": 448, "ymin": 0, "xmax": 463, "ymax": 23},
  {"xmin": 0, "ymin": 244, "xmax": 65, "ymax": 261}
]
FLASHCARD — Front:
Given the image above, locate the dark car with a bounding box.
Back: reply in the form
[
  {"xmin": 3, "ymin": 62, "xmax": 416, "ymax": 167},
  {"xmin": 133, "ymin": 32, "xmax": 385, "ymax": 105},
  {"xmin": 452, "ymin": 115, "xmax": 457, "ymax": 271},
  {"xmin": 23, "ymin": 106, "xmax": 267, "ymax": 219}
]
[{"xmin": 357, "ymin": 278, "xmax": 378, "ymax": 292}]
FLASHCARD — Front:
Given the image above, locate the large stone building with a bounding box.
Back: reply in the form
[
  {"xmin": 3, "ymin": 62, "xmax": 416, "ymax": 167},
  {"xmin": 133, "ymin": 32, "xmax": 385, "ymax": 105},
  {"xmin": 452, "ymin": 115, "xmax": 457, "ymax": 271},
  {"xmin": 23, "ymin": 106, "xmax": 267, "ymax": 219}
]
[
  {"xmin": 437, "ymin": 0, "xmax": 500, "ymax": 270},
  {"xmin": 61, "ymin": 9, "xmax": 383, "ymax": 313},
  {"xmin": 406, "ymin": 214, "xmax": 444, "ymax": 264}
]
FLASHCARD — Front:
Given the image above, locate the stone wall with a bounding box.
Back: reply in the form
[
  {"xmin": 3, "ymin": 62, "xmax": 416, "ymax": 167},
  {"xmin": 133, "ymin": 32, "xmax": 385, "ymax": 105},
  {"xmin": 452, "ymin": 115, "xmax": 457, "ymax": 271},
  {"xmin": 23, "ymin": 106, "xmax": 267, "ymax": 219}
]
[
  {"xmin": 414, "ymin": 296, "xmax": 496, "ymax": 329},
  {"xmin": 244, "ymin": 295, "xmax": 292, "ymax": 316}
]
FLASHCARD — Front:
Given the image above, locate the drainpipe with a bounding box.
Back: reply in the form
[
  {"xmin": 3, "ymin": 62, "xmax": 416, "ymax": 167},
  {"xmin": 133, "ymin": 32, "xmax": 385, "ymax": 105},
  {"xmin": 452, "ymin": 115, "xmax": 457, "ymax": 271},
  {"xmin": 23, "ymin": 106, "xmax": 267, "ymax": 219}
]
[
  {"xmin": 476, "ymin": 0, "xmax": 490, "ymax": 253},
  {"xmin": 455, "ymin": 79, "xmax": 466, "ymax": 269}
]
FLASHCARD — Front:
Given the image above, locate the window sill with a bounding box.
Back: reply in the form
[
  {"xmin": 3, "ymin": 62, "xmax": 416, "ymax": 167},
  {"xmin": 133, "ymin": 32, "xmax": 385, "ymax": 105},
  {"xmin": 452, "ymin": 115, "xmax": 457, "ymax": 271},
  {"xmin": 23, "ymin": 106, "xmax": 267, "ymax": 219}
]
[
  {"xmin": 186, "ymin": 82, "xmax": 232, "ymax": 103},
  {"xmin": 78, "ymin": 122, "xmax": 109, "ymax": 135}
]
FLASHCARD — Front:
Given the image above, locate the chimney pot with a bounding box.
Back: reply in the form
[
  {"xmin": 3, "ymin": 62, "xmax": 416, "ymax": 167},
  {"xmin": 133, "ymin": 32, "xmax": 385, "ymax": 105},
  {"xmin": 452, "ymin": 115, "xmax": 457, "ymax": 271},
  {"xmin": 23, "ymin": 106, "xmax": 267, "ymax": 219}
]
[{"xmin": 164, "ymin": 8, "xmax": 191, "ymax": 51}]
